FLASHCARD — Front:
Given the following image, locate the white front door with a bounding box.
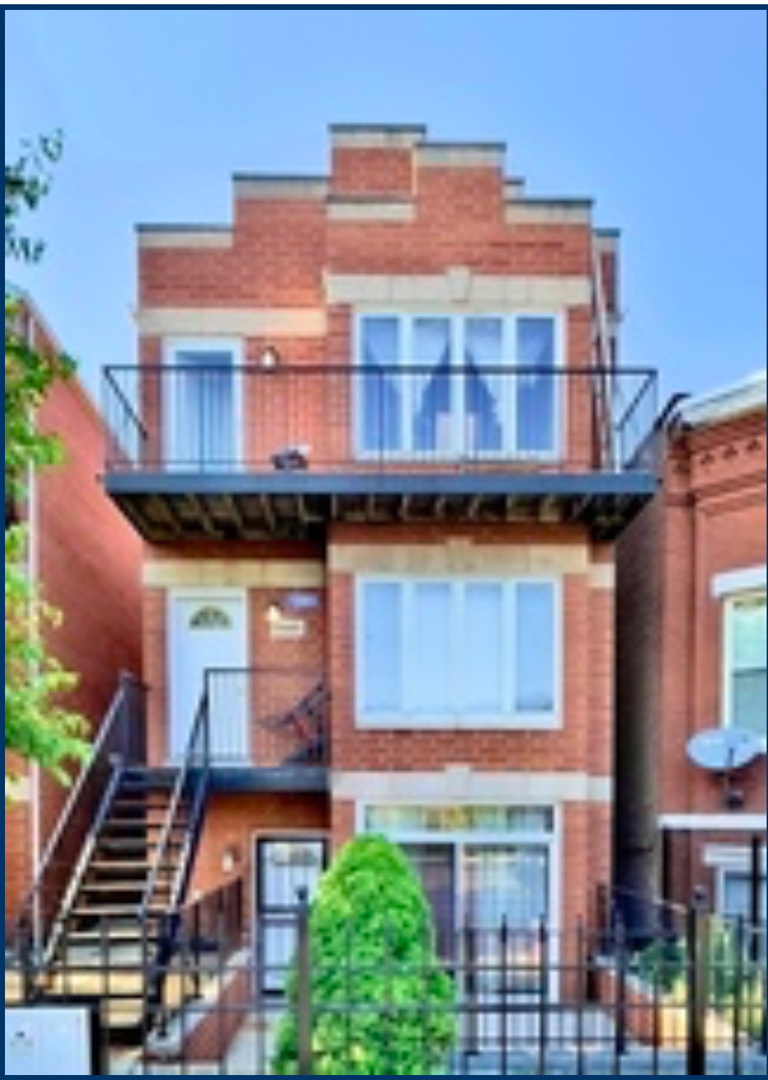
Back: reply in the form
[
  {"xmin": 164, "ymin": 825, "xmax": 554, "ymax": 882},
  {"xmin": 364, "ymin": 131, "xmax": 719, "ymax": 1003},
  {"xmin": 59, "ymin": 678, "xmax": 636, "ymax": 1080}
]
[{"xmin": 168, "ymin": 590, "xmax": 249, "ymax": 763}]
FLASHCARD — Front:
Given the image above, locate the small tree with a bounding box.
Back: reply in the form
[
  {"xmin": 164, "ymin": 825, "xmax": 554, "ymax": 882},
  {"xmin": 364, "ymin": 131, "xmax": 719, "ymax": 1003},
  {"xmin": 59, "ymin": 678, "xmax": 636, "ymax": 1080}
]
[
  {"xmin": 5, "ymin": 132, "xmax": 87, "ymax": 800},
  {"xmin": 272, "ymin": 835, "xmax": 457, "ymax": 1075}
]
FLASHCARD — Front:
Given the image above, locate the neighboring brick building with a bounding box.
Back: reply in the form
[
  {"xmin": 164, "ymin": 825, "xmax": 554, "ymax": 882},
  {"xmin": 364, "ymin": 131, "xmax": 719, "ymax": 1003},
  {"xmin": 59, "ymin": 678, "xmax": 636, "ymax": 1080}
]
[
  {"xmin": 5, "ymin": 293, "xmax": 143, "ymax": 933},
  {"xmin": 616, "ymin": 371, "xmax": 766, "ymax": 928},
  {"xmin": 102, "ymin": 123, "xmax": 659, "ymax": 963}
]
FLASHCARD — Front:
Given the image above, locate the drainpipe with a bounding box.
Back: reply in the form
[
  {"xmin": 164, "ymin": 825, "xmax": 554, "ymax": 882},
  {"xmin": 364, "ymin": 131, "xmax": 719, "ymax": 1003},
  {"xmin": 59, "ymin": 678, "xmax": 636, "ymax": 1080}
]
[{"xmin": 27, "ymin": 456, "xmax": 43, "ymax": 953}]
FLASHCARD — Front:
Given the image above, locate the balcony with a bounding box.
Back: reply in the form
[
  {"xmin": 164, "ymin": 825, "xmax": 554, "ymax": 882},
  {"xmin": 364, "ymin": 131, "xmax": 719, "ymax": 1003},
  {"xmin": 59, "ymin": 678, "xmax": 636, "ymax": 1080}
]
[
  {"xmin": 103, "ymin": 363, "xmax": 659, "ymax": 541},
  {"xmin": 192, "ymin": 668, "xmax": 329, "ymax": 792}
]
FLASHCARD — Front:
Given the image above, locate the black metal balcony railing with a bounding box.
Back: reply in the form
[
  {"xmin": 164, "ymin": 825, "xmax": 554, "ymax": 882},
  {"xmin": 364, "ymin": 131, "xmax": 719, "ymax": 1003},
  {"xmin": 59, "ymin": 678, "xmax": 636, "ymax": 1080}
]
[
  {"xmin": 194, "ymin": 668, "xmax": 329, "ymax": 770},
  {"xmin": 103, "ymin": 364, "xmax": 659, "ymax": 476}
]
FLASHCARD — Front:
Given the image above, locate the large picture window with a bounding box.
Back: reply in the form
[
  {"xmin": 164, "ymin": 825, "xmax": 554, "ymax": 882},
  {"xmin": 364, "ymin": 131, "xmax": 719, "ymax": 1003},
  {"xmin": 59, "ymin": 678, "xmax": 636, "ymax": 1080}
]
[
  {"xmin": 357, "ymin": 313, "xmax": 560, "ymax": 459},
  {"xmin": 724, "ymin": 591, "xmax": 766, "ymax": 741},
  {"xmin": 357, "ymin": 577, "xmax": 560, "ymax": 727}
]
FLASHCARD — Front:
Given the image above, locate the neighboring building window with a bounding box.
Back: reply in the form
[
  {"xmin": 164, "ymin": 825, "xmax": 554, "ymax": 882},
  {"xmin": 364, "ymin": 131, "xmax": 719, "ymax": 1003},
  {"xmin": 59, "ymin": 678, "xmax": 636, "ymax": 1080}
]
[
  {"xmin": 357, "ymin": 577, "xmax": 559, "ymax": 727},
  {"xmin": 724, "ymin": 591, "xmax": 767, "ymax": 740},
  {"xmin": 357, "ymin": 313, "xmax": 559, "ymax": 459},
  {"xmin": 719, "ymin": 870, "xmax": 767, "ymax": 924}
]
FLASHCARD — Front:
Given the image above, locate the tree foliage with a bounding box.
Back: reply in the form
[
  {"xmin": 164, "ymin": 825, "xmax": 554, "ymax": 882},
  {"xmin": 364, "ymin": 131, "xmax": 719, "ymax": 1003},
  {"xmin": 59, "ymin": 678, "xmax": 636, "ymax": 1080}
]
[
  {"xmin": 5, "ymin": 132, "xmax": 87, "ymax": 801},
  {"xmin": 272, "ymin": 835, "xmax": 457, "ymax": 1075}
]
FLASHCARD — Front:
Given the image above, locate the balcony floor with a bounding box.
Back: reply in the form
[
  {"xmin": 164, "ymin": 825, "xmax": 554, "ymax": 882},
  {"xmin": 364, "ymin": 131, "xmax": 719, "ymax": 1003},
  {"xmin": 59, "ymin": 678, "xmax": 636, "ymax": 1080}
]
[
  {"xmin": 207, "ymin": 765, "xmax": 329, "ymax": 793},
  {"xmin": 105, "ymin": 469, "xmax": 658, "ymax": 543}
]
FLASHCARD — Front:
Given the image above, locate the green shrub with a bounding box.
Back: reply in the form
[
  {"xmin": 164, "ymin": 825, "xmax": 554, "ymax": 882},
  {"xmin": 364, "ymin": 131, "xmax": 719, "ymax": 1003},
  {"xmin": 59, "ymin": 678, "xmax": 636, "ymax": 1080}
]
[
  {"xmin": 632, "ymin": 934, "xmax": 687, "ymax": 994},
  {"xmin": 271, "ymin": 834, "xmax": 457, "ymax": 1075},
  {"xmin": 632, "ymin": 923, "xmax": 766, "ymax": 1042}
]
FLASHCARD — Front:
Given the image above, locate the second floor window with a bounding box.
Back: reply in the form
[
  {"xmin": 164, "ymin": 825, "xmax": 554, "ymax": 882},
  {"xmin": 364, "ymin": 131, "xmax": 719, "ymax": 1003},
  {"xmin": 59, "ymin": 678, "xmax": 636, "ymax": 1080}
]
[
  {"xmin": 357, "ymin": 314, "xmax": 560, "ymax": 460},
  {"xmin": 724, "ymin": 591, "xmax": 766, "ymax": 741},
  {"xmin": 357, "ymin": 577, "xmax": 560, "ymax": 727}
]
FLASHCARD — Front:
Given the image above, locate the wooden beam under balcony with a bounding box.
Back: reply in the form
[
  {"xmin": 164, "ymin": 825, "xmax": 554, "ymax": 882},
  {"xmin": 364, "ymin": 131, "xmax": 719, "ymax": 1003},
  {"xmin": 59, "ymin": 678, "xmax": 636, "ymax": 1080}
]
[{"xmin": 106, "ymin": 469, "xmax": 659, "ymax": 543}]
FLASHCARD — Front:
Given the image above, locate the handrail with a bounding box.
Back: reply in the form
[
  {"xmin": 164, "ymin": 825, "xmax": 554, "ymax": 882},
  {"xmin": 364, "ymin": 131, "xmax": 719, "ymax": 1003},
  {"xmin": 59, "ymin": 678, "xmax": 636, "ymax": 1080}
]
[
  {"xmin": 139, "ymin": 688, "xmax": 209, "ymax": 924},
  {"xmin": 104, "ymin": 361, "xmax": 659, "ymax": 479},
  {"xmin": 140, "ymin": 684, "xmax": 212, "ymax": 1027},
  {"xmin": 21, "ymin": 678, "xmax": 127, "ymax": 904},
  {"xmin": 43, "ymin": 762, "xmax": 126, "ymax": 965},
  {"xmin": 204, "ymin": 666, "xmax": 329, "ymax": 767},
  {"xmin": 167, "ymin": 684, "xmax": 211, "ymax": 914},
  {"xmin": 11, "ymin": 672, "xmax": 146, "ymax": 954},
  {"xmin": 103, "ymin": 366, "xmax": 149, "ymax": 441},
  {"xmin": 105, "ymin": 361, "xmax": 659, "ymax": 378}
]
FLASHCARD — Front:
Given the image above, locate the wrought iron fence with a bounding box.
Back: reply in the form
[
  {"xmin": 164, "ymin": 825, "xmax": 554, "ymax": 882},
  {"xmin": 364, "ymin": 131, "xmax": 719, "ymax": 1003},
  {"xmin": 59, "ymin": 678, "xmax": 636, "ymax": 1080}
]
[{"xmin": 6, "ymin": 900, "xmax": 766, "ymax": 1074}]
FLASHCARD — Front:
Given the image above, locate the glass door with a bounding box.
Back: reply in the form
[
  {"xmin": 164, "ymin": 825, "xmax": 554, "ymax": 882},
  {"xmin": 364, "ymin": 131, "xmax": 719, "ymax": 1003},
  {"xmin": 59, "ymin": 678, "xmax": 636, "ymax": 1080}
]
[
  {"xmin": 256, "ymin": 837, "xmax": 327, "ymax": 993},
  {"xmin": 167, "ymin": 346, "xmax": 238, "ymax": 468},
  {"xmin": 403, "ymin": 843, "xmax": 457, "ymax": 962}
]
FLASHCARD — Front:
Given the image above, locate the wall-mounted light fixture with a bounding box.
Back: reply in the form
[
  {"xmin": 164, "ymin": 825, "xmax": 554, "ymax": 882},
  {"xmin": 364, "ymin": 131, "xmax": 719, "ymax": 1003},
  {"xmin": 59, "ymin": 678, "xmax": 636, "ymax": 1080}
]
[
  {"xmin": 221, "ymin": 842, "xmax": 242, "ymax": 875},
  {"xmin": 265, "ymin": 599, "xmax": 283, "ymax": 625},
  {"xmin": 260, "ymin": 345, "xmax": 280, "ymax": 370}
]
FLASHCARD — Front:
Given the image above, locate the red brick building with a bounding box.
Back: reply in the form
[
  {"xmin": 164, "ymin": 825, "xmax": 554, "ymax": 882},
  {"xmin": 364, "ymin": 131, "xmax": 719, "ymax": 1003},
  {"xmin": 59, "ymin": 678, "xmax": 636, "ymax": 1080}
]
[
  {"xmin": 616, "ymin": 371, "xmax": 766, "ymax": 928},
  {"xmin": 102, "ymin": 124, "xmax": 659, "ymax": 960},
  {"xmin": 5, "ymin": 294, "xmax": 143, "ymax": 932}
]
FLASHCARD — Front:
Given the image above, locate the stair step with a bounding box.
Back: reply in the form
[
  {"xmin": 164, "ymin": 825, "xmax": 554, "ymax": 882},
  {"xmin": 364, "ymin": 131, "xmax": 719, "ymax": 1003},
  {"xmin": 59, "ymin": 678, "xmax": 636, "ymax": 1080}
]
[
  {"xmin": 86, "ymin": 864, "xmax": 157, "ymax": 872},
  {"xmin": 100, "ymin": 819, "xmax": 189, "ymax": 830},
  {"xmin": 121, "ymin": 773, "xmax": 179, "ymax": 790},
  {"xmin": 79, "ymin": 883, "xmax": 164, "ymax": 895},
  {"xmin": 113, "ymin": 792, "xmax": 176, "ymax": 807},
  {"xmin": 69, "ymin": 905, "xmax": 164, "ymax": 917},
  {"xmin": 91, "ymin": 844, "xmax": 184, "ymax": 858},
  {"xmin": 63, "ymin": 928, "xmax": 161, "ymax": 946}
]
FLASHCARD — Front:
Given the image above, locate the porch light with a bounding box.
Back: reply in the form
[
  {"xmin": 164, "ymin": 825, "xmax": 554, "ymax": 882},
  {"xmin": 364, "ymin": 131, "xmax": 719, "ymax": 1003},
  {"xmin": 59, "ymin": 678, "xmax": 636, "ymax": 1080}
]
[
  {"xmin": 221, "ymin": 843, "xmax": 242, "ymax": 874},
  {"xmin": 260, "ymin": 345, "xmax": 280, "ymax": 369},
  {"xmin": 265, "ymin": 600, "xmax": 283, "ymax": 625}
]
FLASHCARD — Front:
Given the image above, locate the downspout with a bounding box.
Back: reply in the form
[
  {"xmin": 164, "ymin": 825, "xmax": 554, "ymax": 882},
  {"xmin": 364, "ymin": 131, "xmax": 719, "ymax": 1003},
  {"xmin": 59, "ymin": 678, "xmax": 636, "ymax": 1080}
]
[{"xmin": 27, "ymin": 456, "xmax": 43, "ymax": 952}]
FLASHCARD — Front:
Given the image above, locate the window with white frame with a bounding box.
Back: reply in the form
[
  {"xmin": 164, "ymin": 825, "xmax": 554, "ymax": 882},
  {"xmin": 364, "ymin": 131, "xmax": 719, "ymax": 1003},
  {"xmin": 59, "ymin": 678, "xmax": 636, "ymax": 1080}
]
[
  {"xmin": 357, "ymin": 577, "xmax": 560, "ymax": 726},
  {"xmin": 356, "ymin": 313, "xmax": 560, "ymax": 459},
  {"xmin": 723, "ymin": 591, "xmax": 766, "ymax": 741},
  {"xmin": 720, "ymin": 869, "xmax": 767, "ymax": 923}
]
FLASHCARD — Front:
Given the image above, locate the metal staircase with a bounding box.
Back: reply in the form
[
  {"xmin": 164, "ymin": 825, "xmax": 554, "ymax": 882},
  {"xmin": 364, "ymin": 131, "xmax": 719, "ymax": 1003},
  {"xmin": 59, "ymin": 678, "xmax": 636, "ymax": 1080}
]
[{"xmin": 9, "ymin": 676, "xmax": 211, "ymax": 1042}]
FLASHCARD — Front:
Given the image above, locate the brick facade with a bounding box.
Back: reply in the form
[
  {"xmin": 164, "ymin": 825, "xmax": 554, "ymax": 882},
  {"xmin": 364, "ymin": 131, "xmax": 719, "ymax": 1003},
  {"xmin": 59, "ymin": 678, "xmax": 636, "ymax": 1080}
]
[
  {"xmin": 616, "ymin": 376, "xmax": 767, "ymax": 917},
  {"xmin": 5, "ymin": 297, "xmax": 143, "ymax": 932},
  {"xmin": 130, "ymin": 124, "xmax": 638, "ymax": 932}
]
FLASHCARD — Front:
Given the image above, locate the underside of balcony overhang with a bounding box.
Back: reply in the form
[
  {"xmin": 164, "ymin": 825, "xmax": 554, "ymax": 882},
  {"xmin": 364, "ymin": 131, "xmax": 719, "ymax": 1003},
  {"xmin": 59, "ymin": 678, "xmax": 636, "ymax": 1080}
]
[{"xmin": 105, "ymin": 469, "xmax": 658, "ymax": 543}]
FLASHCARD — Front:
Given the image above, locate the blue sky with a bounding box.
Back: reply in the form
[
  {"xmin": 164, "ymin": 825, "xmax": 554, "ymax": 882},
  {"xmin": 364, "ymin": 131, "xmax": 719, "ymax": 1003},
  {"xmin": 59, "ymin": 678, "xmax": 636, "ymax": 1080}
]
[{"xmin": 5, "ymin": 6, "xmax": 767, "ymax": 403}]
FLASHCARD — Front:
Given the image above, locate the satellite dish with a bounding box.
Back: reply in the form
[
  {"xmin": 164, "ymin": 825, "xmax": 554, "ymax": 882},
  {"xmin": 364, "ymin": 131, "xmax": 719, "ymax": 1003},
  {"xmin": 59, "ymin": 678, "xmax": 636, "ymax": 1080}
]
[
  {"xmin": 687, "ymin": 728, "xmax": 764, "ymax": 809},
  {"xmin": 687, "ymin": 728, "xmax": 763, "ymax": 772}
]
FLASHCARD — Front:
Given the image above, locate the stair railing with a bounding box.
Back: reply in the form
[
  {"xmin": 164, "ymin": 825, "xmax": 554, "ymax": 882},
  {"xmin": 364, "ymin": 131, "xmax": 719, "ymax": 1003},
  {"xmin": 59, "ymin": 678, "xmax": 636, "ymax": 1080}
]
[
  {"xmin": 140, "ymin": 680, "xmax": 212, "ymax": 1024},
  {"xmin": 10, "ymin": 672, "xmax": 146, "ymax": 970}
]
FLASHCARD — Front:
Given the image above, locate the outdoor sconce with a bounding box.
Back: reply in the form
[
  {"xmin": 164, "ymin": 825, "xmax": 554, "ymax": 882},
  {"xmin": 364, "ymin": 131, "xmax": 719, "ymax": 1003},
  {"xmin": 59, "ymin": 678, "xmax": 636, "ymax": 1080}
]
[
  {"xmin": 221, "ymin": 843, "xmax": 242, "ymax": 874},
  {"xmin": 259, "ymin": 345, "xmax": 280, "ymax": 370},
  {"xmin": 265, "ymin": 599, "xmax": 283, "ymax": 625}
]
